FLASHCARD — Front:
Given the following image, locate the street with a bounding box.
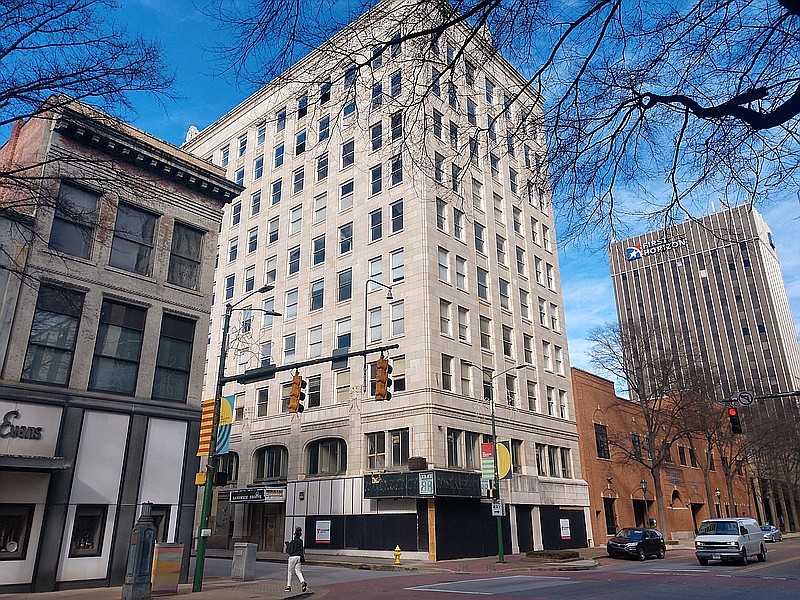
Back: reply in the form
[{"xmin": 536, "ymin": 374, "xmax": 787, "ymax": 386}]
[{"xmin": 197, "ymin": 537, "xmax": 800, "ymax": 599}]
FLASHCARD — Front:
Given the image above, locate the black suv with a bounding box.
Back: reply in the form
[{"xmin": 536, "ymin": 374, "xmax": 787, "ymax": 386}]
[{"xmin": 607, "ymin": 528, "xmax": 667, "ymax": 561}]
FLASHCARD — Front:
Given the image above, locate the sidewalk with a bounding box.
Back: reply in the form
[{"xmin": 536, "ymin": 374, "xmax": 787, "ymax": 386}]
[{"xmin": 0, "ymin": 540, "xmax": 712, "ymax": 600}]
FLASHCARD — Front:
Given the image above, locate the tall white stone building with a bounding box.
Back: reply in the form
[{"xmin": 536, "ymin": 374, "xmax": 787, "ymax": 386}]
[{"xmin": 185, "ymin": 0, "xmax": 589, "ymax": 559}]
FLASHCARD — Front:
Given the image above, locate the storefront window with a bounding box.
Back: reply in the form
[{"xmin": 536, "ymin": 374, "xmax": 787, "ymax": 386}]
[
  {"xmin": 0, "ymin": 504, "xmax": 34, "ymax": 560},
  {"xmin": 69, "ymin": 505, "xmax": 106, "ymax": 557}
]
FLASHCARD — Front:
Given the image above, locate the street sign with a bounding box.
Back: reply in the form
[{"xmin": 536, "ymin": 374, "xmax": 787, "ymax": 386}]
[
  {"xmin": 737, "ymin": 390, "xmax": 755, "ymax": 406},
  {"xmin": 491, "ymin": 499, "xmax": 505, "ymax": 516}
]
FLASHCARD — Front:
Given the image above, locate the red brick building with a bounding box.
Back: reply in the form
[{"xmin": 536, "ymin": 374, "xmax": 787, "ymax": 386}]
[{"xmin": 572, "ymin": 368, "xmax": 754, "ymax": 546}]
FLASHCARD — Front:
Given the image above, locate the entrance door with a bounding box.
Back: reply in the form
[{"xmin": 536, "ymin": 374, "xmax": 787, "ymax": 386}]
[
  {"xmin": 633, "ymin": 499, "xmax": 646, "ymax": 527},
  {"xmin": 247, "ymin": 503, "xmax": 286, "ymax": 551}
]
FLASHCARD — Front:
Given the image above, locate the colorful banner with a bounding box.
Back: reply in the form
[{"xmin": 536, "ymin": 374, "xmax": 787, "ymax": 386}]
[
  {"xmin": 196, "ymin": 395, "xmax": 235, "ymax": 457},
  {"xmin": 197, "ymin": 399, "xmax": 215, "ymax": 457},
  {"xmin": 480, "ymin": 441, "xmax": 512, "ymax": 480},
  {"xmin": 216, "ymin": 395, "xmax": 235, "ymax": 455}
]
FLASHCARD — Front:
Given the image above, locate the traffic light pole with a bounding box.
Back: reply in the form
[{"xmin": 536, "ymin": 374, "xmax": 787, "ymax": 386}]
[{"xmin": 192, "ymin": 301, "xmax": 232, "ymax": 592}]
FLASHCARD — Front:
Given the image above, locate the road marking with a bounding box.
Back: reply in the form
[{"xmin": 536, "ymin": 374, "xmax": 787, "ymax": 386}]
[{"xmin": 740, "ymin": 555, "xmax": 799, "ymax": 573}]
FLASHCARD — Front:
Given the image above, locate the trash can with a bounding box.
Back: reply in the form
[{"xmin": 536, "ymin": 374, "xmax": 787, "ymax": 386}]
[
  {"xmin": 151, "ymin": 543, "xmax": 183, "ymax": 596},
  {"xmin": 231, "ymin": 542, "xmax": 257, "ymax": 581}
]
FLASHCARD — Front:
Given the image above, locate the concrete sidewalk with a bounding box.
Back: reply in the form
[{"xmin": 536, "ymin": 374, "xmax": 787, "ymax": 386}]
[{"xmin": 0, "ymin": 539, "xmax": 725, "ymax": 600}]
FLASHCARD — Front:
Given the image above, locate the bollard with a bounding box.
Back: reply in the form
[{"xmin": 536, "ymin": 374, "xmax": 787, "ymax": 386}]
[{"xmin": 394, "ymin": 545, "xmax": 401, "ymax": 565}]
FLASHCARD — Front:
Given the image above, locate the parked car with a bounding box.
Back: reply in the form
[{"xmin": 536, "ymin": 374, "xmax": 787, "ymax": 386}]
[
  {"xmin": 761, "ymin": 525, "xmax": 782, "ymax": 542},
  {"xmin": 607, "ymin": 528, "xmax": 666, "ymax": 561},
  {"xmin": 694, "ymin": 518, "xmax": 766, "ymax": 565}
]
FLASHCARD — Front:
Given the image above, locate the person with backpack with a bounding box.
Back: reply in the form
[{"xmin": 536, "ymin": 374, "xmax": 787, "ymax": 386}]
[{"xmin": 285, "ymin": 526, "xmax": 307, "ymax": 592}]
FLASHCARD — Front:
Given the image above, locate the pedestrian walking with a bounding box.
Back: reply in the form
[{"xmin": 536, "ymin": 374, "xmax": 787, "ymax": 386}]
[{"xmin": 285, "ymin": 526, "xmax": 307, "ymax": 592}]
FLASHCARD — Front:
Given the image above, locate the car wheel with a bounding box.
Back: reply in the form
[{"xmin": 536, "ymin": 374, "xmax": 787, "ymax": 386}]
[
  {"xmin": 698, "ymin": 558, "xmax": 708, "ymax": 566},
  {"xmin": 657, "ymin": 546, "xmax": 666, "ymax": 559},
  {"xmin": 740, "ymin": 548, "xmax": 748, "ymax": 566},
  {"xmin": 757, "ymin": 545, "xmax": 766, "ymax": 562},
  {"xmin": 637, "ymin": 547, "xmax": 646, "ymax": 561}
]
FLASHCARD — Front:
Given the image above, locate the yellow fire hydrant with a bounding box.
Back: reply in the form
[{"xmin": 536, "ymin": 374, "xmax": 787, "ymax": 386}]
[{"xmin": 394, "ymin": 545, "xmax": 402, "ymax": 565}]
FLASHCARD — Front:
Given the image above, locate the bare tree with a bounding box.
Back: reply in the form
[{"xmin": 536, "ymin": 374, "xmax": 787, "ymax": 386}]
[
  {"xmin": 207, "ymin": 0, "xmax": 800, "ymax": 240},
  {"xmin": 589, "ymin": 321, "xmax": 694, "ymax": 537}
]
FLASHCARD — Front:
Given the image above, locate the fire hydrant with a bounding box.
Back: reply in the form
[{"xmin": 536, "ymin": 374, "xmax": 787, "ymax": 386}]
[{"xmin": 394, "ymin": 545, "xmax": 402, "ymax": 565}]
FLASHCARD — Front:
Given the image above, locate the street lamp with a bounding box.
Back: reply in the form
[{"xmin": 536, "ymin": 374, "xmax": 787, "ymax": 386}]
[
  {"xmin": 640, "ymin": 478, "xmax": 648, "ymax": 525},
  {"xmin": 363, "ymin": 277, "xmax": 393, "ymax": 390},
  {"xmin": 715, "ymin": 487, "xmax": 721, "ymax": 517},
  {"xmin": 193, "ymin": 284, "xmax": 278, "ymax": 592},
  {"xmin": 465, "ymin": 361, "xmax": 529, "ymax": 564}
]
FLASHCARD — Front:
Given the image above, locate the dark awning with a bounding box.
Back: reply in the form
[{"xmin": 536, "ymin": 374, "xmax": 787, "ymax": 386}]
[{"xmin": 0, "ymin": 455, "xmax": 72, "ymax": 471}]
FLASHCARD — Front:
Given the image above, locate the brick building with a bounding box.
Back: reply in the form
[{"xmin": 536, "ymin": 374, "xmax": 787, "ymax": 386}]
[{"xmin": 572, "ymin": 368, "xmax": 753, "ymax": 546}]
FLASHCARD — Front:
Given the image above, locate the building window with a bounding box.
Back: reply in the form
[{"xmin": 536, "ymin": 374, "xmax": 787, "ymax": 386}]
[
  {"xmin": 453, "ymin": 209, "xmax": 465, "ymax": 241},
  {"xmin": 390, "ymin": 428, "xmax": 409, "ymax": 467},
  {"xmin": 228, "ymin": 237, "xmax": 238, "ymax": 263},
  {"xmin": 457, "ymin": 306, "xmax": 469, "ymax": 342},
  {"xmin": 320, "ymin": 81, "xmax": 331, "ymax": 103},
  {"xmin": 152, "ymin": 313, "xmax": 195, "ymax": 402},
  {"xmin": 502, "ymin": 325, "xmax": 513, "ymax": 357},
  {"xmin": 391, "ymin": 154, "xmax": 403, "ymax": 185},
  {"xmin": 238, "ymin": 134, "xmax": 247, "ymax": 157},
  {"xmin": 89, "ymin": 300, "xmax": 146, "ymax": 394},
  {"xmin": 287, "ymin": 245, "xmax": 300, "ymax": 275},
  {"xmin": 49, "ymin": 182, "xmax": 98, "ymax": 258},
  {"xmin": 434, "ymin": 152, "xmax": 444, "ymax": 183},
  {"xmin": 251, "ymin": 190, "xmax": 261, "ymax": 216},
  {"xmin": 312, "ymin": 234, "xmax": 326, "ymax": 265},
  {"xmin": 225, "ymin": 274, "xmax": 235, "ymax": 300},
  {"xmin": 284, "ymin": 289, "xmax": 299, "ymax": 319},
  {"xmin": 310, "ymin": 279, "xmax": 325, "ymax": 311},
  {"xmin": 390, "ymin": 249, "xmax": 404, "ymax": 282},
  {"xmin": 274, "ymin": 143, "xmax": 284, "ymax": 168},
  {"xmin": 519, "ymin": 289, "xmax": 530, "ymax": 320},
  {"xmin": 446, "ymin": 428, "xmax": 462, "ymax": 467},
  {"xmin": 391, "ymin": 111, "xmax": 403, "ymax": 139},
  {"xmin": 253, "ymin": 155, "xmax": 264, "ymax": 180},
  {"xmin": 339, "ymin": 179, "xmax": 354, "ymax": 211},
  {"xmin": 254, "ymin": 445, "xmax": 288, "ymax": 480},
  {"xmin": 366, "ymin": 432, "xmax": 386, "ymax": 469},
  {"xmin": 542, "ymin": 340, "xmax": 552, "ymax": 371},
  {"xmin": 499, "ymin": 278, "xmax": 510, "ymax": 310},
  {"xmin": 390, "ymin": 70, "xmax": 402, "ymax": 96},
  {"xmin": 289, "ymin": 205, "xmax": 303, "ymax": 235},
  {"xmin": 22, "ymin": 286, "xmax": 84, "ymax": 385},
  {"xmin": 436, "ymin": 198, "xmax": 448, "ymax": 232},
  {"xmin": 474, "ymin": 222, "xmax": 486, "ymax": 254},
  {"xmin": 109, "ymin": 203, "xmax": 157, "ymax": 276},
  {"xmin": 455, "ymin": 256, "xmax": 467, "ymax": 291},
  {"xmin": 441, "ymin": 354, "xmax": 453, "ymax": 391},
  {"xmin": 341, "ymin": 139, "xmax": 355, "ymax": 168},
  {"xmin": 307, "ymin": 373, "xmax": 321, "ymax": 407},
  {"xmin": 308, "ymin": 438, "xmax": 347, "ymax": 475},
  {"xmin": 527, "ymin": 380, "xmax": 538, "ymax": 411},
  {"xmin": 439, "ymin": 299, "xmax": 452, "ymax": 336},
  {"xmin": 391, "ymin": 300, "xmax": 405, "ymax": 336},
  {"xmin": 292, "ymin": 167, "xmax": 305, "ymax": 194},
  {"xmin": 477, "ymin": 267, "xmax": 489, "ymax": 301},
  {"xmin": 496, "ymin": 235, "xmax": 507, "ymax": 266},
  {"xmin": 336, "ymin": 318, "xmax": 351, "ymax": 349},
  {"xmin": 479, "ymin": 316, "xmax": 491, "ymax": 350},
  {"xmin": 271, "ymin": 179, "xmax": 282, "ymax": 205},
  {"xmin": 244, "ymin": 266, "xmax": 255, "ymax": 292},
  {"xmin": 438, "ymin": 247, "xmax": 450, "ymax": 282},
  {"xmin": 295, "ymin": 130, "xmax": 307, "ymax": 156},
  {"xmin": 371, "ymin": 121, "xmax": 383, "ymax": 150},
  {"xmin": 523, "ymin": 333, "xmax": 534, "ymax": 364},
  {"xmin": 368, "ymin": 307, "xmax": 382, "ymax": 342},
  {"xmin": 339, "ymin": 222, "xmax": 353, "ymax": 254},
  {"xmin": 220, "ymin": 146, "xmax": 229, "ymax": 167},
  {"xmin": 276, "ymin": 107, "xmax": 286, "ymax": 132},
  {"xmin": 595, "ymin": 423, "xmax": 610, "ymax": 459},
  {"xmin": 371, "ymin": 82, "xmax": 383, "ymax": 109},
  {"xmin": 283, "ymin": 333, "xmax": 296, "ymax": 361},
  {"xmin": 370, "ymin": 164, "xmax": 383, "ymax": 195},
  {"xmin": 69, "ymin": 505, "xmax": 107, "ymax": 557},
  {"xmin": 338, "ymin": 268, "xmax": 353, "ymax": 302},
  {"xmin": 390, "ymin": 200, "xmax": 403, "ymax": 233},
  {"xmin": 0, "ymin": 504, "xmax": 34, "ymax": 560}
]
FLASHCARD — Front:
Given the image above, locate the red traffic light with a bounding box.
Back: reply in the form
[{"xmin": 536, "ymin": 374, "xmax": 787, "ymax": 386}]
[{"xmin": 727, "ymin": 406, "xmax": 742, "ymax": 434}]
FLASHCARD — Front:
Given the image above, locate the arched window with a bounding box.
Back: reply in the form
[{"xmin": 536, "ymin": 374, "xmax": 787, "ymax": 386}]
[
  {"xmin": 218, "ymin": 452, "xmax": 239, "ymax": 484},
  {"xmin": 307, "ymin": 438, "xmax": 347, "ymax": 475},
  {"xmin": 254, "ymin": 446, "xmax": 288, "ymax": 481}
]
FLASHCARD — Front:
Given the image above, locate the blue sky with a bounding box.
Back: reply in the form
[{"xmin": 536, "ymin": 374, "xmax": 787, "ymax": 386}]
[{"xmin": 118, "ymin": 1, "xmax": 800, "ymax": 376}]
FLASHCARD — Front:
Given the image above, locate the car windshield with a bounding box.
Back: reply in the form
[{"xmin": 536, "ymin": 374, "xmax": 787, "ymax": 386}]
[
  {"xmin": 698, "ymin": 521, "xmax": 738, "ymax": 535},
  {"xmin": 760, "ymin": 526, "xmax": 773, "ymax": 531},
  {"xmin": 616, "ymin": 528, "xmax": 644, "ymax": 540}
]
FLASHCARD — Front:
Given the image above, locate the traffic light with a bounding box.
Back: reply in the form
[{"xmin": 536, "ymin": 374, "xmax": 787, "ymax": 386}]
[
  {"xmin": 728, "ymin": 406, "xmax": 742, "ymax": 434},
  {"xmin": 288, "ymin": 372, "xmax": 306, "ymax": 413},
  {"xmin": 375, "ymin": 356, "xmax": 393, "ymax": 400}
]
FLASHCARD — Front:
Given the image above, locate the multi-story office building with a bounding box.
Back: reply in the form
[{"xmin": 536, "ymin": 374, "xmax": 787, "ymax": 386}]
[
  {"xmin": 0, "ymin": 97, "xmax": 239, "ymax": 592},
  {"xmin": 608, "ymin": 205, "xmax": 800, "ymax": 527},
  {"xmin": 608, "ymin": 205, "xmax": 800, "ymax": 400},
  {"xmin": 185, "ymin": 0, "xmax": 589, "ymax": 560}
]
